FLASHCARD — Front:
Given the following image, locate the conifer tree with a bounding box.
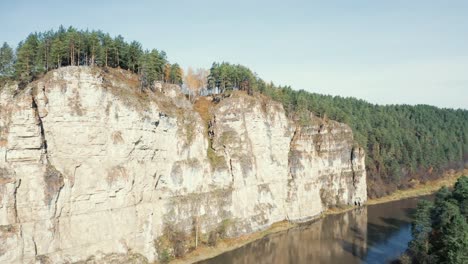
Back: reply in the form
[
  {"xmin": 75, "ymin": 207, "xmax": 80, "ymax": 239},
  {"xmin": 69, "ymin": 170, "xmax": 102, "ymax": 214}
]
[
  {"xmin": 101, "ymin": 33, "xmax": 113, "ymax": 67},
  {"xmin": 0, "ymin": 42, "xmax": 14, "ymax": 77},
  {"xmin": 114, "ymin": 35, "xmax": 126, "ymax": 68},
  {"xmin": 169, "ymin": 63, "xmax": 183, "ymax": 85},
  {"xmin": 15, "ymin": 34, "xmax": 40, "ymax": 83},
  {"xmin": 127, "ymin": 41, "xmax": 142, "ymax": 72}
]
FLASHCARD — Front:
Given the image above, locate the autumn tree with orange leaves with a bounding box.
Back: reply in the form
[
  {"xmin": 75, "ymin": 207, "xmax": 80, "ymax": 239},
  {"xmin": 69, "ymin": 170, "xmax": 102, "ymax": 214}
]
[{"xmin": 184, "ymin": 67, "xmax": 208, "ymax": 100}]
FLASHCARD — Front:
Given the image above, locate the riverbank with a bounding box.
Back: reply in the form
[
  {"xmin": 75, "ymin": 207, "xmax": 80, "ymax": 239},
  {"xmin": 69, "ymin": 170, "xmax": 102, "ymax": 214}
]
[
  {"xmin": 322, "ymin": 169, "xmax": 467, "ymax": 217},
  {"xmin": 366, "ymin": 169, "xmax": 467, "ymax": 206},
  {"xmin": 172, "ymin": 169, "xmax": 467, "ymax": 264},
  {"xmin": 172, "ymin": 220, "xmax": 297, "ymax": 264}
]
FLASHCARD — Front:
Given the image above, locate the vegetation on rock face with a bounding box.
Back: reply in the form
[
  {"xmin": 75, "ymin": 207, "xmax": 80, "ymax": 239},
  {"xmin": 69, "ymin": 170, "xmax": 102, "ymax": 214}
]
[
  {"xmin": 0, "ymin": 26, "xmax": 182, "ymax": 89},
  {"xmin": 44, "ymin": 164, "xmax": 64, "ymax": 206},
  {"xmin": 405, "ymin": 176, "xmax": 468, "ymax": 263},
  {"xmin": 155, "ymin": 217, "xmax": 234, "ymax": 262}
]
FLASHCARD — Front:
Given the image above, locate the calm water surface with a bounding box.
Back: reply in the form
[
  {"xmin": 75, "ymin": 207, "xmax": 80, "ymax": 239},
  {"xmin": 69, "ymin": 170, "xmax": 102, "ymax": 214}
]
[{"xmin": 199, "ymin": 196, "xmax": 432, "ymax": 264}]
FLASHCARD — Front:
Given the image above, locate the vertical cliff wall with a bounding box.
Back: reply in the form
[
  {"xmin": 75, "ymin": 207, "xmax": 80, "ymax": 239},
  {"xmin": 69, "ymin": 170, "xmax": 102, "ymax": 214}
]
[{"xmin": 0, "ymin": 67, "xmax": 366, "ymax": 263}]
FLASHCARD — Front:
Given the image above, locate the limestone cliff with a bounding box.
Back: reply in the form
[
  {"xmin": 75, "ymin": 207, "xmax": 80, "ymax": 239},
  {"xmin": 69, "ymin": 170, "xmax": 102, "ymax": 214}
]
[{"xmin": 0, "ymin": 67, "xmax": 366, "ymax": 263}]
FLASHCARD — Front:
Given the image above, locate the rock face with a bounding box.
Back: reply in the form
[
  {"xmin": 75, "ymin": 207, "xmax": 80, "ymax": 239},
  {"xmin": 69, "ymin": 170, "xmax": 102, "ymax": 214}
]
[{"xmin": 0, "ymin": 67, "xmax": 366, "ymax": 263}]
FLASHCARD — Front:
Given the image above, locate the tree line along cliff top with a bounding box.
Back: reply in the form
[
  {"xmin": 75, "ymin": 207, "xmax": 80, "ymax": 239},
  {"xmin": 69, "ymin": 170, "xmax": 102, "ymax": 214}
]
[{"xmin": 0, "ymin": 27, "xmax": 467, "ymax": 198}]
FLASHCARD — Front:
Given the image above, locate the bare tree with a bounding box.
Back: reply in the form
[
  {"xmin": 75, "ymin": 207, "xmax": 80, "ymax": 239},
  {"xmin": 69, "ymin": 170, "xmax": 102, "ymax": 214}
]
[{"xmin": 184, "ymin": 67, "xmax": 208, "ymax": 100}]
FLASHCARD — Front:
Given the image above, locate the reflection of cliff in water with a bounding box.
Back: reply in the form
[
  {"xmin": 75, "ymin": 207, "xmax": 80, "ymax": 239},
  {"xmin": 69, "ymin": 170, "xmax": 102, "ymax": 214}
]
[
  {"xmin": 199, "ymin": 196, "xmax": 428, "ymax": 264},
  {"xmin": 202, "ymin": 207, "xmax": 368, "ymax": 264}
]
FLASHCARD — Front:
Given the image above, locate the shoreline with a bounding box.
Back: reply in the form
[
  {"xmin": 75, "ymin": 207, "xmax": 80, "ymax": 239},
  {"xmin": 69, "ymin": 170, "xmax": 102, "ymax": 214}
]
[
  {"xmin": 172, "ymin": 169, "xmax": 467, "ymax": 264},
  {"xmin": 366, "ymin": 169, "xmax": 467, "ymax": 206}
]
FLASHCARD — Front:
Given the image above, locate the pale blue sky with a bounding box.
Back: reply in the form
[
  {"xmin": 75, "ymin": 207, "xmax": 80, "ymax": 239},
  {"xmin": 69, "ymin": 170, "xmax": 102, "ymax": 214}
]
[{"xmin": 1, "ymin": 0, "xmax": 467, "ymax": 109}]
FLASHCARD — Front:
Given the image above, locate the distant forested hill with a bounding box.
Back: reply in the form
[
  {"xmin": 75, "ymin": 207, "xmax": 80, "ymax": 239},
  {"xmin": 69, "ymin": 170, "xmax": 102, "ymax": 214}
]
[{"xmin": 266, "ymin": 87, "xmax": 467, "ymax": 197}]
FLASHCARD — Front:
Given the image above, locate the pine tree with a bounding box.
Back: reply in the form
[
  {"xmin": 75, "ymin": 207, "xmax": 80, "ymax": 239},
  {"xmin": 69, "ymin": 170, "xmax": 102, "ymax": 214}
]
[
  {"xmin": 113, "ymin": 35, "xmax": 126, "ymax": 68},
  {"xmin": 66, "ymin": 27, "xmax": 78, "ymax": 66},
  {"xmin": 453, "ymin": 176, "xmax": 468, "ymax": 218},
  {"xmin": 407, "ymin": 177, "xmax": 468, "ymax": 264},
  {"xmin": 101, "ymin": 33, "xmax": 113, "ymax": 67},
  {"xmin": 88, "ymin": 31, "xmax": 100, "ymax": 66},
  {"xmin": 409, "ymin": 199, "xmax": 433, "ymax": 263},
  {"xmin": 169, "ymin": 63, "xmax": 183, "ymax": 85},
  {"xmin": 430, "ymin": 201, "xmax": 468, "ymax": 263},
  {"xmin": 138, "ymin": 50, "xmax": 153, "ymax": 90},
  {"xmin": 15, "ymin": 34, "xmax": 40, "ymax": 83},
  {"xmin": 0, "ymin": 42, "xmax": 14, "ymax": 77},
  {"xmin": 50, "ymin": 36, "xmax": 65, "ymax": 68},
  {"xmin": 127, "ymin": 41, "xmax": 142, "ymax": 72}
]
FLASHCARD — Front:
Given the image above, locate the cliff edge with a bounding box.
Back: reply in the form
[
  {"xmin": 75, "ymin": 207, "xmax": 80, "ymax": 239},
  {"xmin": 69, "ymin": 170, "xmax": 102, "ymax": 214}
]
[{"xmin": 0, "ymin": 67, "xmax": 366, "ymax": 263}]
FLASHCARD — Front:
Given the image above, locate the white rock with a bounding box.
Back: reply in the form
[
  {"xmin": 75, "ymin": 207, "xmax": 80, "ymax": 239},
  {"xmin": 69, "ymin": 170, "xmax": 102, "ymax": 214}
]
[{"xmin": 0, "ymin": 66, "xmax": 366, "ymax": 263}]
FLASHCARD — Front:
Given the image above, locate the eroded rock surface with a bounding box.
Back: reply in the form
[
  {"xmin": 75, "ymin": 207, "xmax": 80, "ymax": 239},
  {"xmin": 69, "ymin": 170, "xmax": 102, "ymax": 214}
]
[{"xmin": 0, "ymin": 67, "xmax": 366, "ymax": 263}]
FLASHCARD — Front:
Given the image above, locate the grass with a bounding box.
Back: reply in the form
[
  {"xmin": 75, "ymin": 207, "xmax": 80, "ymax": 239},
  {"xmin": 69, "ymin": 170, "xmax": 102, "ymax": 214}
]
[
  {"xmin": 98, "ymin": 67, "xmax": 153, "ymax": 113},
  {"xmin": 219, "ymin": 131, "xmax": 237, "ymax": 146},
  {"xmin": 182, "ymin": 115, "xmax": 197, "ymax": 145},
  {"xmin": 207, "ymin": 146, "xmax": 227, "ymax": 170},
  {"xmin": 193, "ymin": 97, "xmax": 213, "ymax": 124},
  {"xmin": 197, "ymin": 97, "xmax": 227, "ymax": 170}
]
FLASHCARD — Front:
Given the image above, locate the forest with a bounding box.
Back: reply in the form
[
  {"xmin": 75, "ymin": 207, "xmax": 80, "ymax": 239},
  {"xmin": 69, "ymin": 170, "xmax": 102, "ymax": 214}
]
[
  {"xmin": 405, "ymin": 176, "xmax": 468, "ymax": 263},
  {"xmin": 1, "ymin": 28, "xmax": 467, "ymax": 197},
  {"xmin": 0, "ymin": 26, "xmax": 182, "ymax": 88}
]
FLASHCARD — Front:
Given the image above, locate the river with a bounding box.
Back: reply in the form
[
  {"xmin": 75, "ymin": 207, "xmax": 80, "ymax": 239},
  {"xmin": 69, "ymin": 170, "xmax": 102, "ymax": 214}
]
[{"xmin": 198, "ymin": 196, "xmax": 432, "ymax": 264}]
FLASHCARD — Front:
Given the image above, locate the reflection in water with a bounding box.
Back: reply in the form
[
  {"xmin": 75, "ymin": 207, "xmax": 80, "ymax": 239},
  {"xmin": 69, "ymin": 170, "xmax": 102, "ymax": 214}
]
[
  {"xmin": 363, "ymin": 198, "xmax": 420, "ymax": 263},
  {"xmin": 199, "ymin": 197, "xmax": 428, "ymax": 264}
]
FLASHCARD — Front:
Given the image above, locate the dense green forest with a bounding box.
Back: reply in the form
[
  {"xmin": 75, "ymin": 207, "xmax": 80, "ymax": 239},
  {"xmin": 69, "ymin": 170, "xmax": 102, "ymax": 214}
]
[
  {"xmin": 1, "ymin": 28, "xmax": 467, "ymax": 197},
  {"xmin": 207, "ymin": 63, "xmax": 468, "ymax": 197},
  {"xmin": 0, "ymin": 26, "xmax": 183, "ymax": 88},
  {"xmin": 405, "ymin": 176, "xmax": 468, "ymax": 263}
]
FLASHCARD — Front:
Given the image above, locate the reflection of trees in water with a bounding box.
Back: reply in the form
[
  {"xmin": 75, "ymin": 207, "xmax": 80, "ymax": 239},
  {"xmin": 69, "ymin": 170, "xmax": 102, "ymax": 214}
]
[
  {"xmin": 201, "ymin": 208, "xmax": 368, "ymax": 264},
  {"xmin": 360, "ymin": 197, "xmax": 423, "ymax": 263},
  {"xmin": 365, "ymin": 197, "xmax": 419, "ymax": 247}
]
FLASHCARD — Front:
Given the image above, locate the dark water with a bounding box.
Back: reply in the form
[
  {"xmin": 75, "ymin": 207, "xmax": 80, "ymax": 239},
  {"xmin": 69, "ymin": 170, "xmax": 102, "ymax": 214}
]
[{"xmin": 198, "ymin": 196, "xmax": 432, "ymax": 264}]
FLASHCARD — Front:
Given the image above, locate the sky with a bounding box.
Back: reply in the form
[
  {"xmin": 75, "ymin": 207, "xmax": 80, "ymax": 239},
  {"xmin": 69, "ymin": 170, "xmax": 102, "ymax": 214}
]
[{"xmin": 1, "ymin": 0, "xmax": 467, "ymax": 109}]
